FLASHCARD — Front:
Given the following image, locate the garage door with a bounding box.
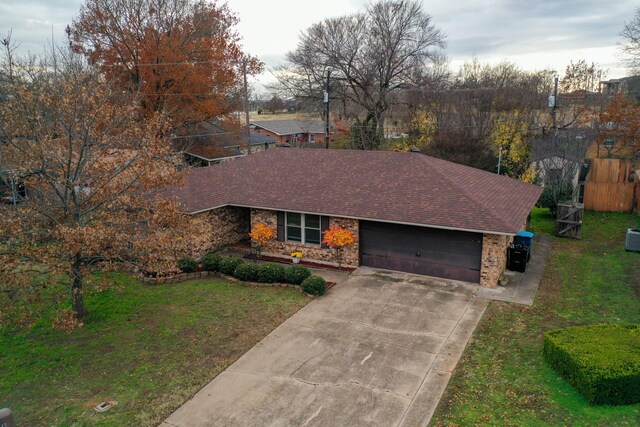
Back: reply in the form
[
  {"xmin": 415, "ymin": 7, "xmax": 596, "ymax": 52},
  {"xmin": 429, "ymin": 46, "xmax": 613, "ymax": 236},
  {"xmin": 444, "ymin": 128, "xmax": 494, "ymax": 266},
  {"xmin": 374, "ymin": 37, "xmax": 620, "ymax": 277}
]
[{"xmin": 360, "ymin": 221, "xmax": 482, "ymax": 283}]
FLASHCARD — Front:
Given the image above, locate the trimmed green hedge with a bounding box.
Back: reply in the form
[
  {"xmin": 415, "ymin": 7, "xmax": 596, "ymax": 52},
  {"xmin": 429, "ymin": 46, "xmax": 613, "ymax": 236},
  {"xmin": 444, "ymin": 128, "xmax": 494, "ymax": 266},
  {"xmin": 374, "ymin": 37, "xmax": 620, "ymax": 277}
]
[
  {"xmin": 219, "ymin": 256, "xmax": 244, "ymax": 276},
  {"xmin": 177, "ymin": 257, "xmax": 198, "ymax": 273},
  {"xmin": 233, "ymin": 263, "xmax": 259, "ymax": 281},
  {"xmin": 256, "ymin": 263, "xmax": 285, "ymax": 283},
  {"xmin": 284, "ymin": 265, "xmax": 311, "ymax": 285},
  {"xmin": 201, "ymin": 253, "xmax": 222, "ymax": 271},
  {"xmin": 543, "ymin": 323, "xmax": 640, "ymax": 405},
  {"xmin": 301, "ymin": 275, "xmax": 327, "ymax": 296}
]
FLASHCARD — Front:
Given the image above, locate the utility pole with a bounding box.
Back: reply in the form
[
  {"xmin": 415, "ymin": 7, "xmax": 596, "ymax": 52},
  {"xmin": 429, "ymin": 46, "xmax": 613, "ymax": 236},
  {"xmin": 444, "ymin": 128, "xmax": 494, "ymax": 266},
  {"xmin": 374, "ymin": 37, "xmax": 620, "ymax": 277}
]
[
  {"xmin": 324, "ymin": 69, "xmax": 331, "ymax": 149},
  {"xmin": 497, "ymin": 146, "xmax": 502, "ymax": 175},
  {"xmin": 243, "ymin": 59, "xmax": 251, "ymax": 154},
  {"xmin": 551, "ymin": 75, "xmax": 559, "ymax": 130}
]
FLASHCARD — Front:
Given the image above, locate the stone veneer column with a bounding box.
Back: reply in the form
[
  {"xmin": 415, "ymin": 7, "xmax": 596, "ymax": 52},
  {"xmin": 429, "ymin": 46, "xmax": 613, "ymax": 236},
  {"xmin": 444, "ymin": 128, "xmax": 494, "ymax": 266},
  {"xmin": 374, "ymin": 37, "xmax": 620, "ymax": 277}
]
[
  {"xmin": 189, "ymin": 206, "xmax": 250, "ymax": 257},
  {"xmin": 479, "ymin": 234, "xmax": 513, "ymax": 287}
]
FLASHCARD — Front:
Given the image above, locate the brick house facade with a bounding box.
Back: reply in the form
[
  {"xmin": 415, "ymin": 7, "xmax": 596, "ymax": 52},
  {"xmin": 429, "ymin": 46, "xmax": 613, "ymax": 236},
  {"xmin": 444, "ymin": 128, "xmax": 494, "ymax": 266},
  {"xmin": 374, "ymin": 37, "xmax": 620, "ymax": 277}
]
[
  {"xmin": 250, "ymin": 119, "xmax": 328, "ymax": 146},
  {"xmin": 190, "ymin": 206, "xmax": 518, "ymax": 287},
  {"xmin": 251, "ymin": 209, "xmax": 359, "ymax": 267},
  {"xmin": 168, "ymin": 149, "xmax": 542, "ymax": 288}
]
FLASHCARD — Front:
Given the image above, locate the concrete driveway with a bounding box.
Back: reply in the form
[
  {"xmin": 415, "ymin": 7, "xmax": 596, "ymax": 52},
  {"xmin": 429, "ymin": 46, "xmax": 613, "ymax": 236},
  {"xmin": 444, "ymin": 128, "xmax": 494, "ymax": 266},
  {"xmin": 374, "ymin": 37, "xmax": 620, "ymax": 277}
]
[{"xmin": 163, "ymin": 267, "xmax": 488, "ymax": 427}]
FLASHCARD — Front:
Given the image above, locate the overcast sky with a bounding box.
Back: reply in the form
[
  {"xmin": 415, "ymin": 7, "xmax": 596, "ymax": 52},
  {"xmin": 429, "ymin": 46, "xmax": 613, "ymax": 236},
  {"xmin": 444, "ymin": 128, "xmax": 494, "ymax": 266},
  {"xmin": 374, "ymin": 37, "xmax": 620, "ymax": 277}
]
[{"xmin": 1, "ymin": 0, "xmax": 636, "ymax": 94}]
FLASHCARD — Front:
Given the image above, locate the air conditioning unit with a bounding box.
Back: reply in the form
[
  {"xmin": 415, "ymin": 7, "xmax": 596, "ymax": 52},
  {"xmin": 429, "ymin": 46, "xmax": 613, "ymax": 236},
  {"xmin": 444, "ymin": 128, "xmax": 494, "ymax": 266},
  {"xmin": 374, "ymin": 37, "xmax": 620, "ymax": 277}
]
[{"xmin": 625, "ymin": 228, "xmax": 640, "ymax": 252}]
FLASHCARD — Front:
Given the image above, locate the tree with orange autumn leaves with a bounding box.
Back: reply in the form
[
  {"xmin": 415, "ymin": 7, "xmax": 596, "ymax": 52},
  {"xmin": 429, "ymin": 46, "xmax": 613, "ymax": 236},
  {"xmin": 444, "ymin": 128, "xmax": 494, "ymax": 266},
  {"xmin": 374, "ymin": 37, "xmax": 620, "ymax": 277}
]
[
  {"xmin": 249, "ymin": 223, "xmax": 275, "ymax": 257},
  {"xmin": 321, "ymin": 226, "xmax": 355, "ymax": 267},
  {"xmin": 594, "ymin": 94, "xmax": 640, "ymax": 159},
  {"xmin": 0, "ymin": 50, "xmax": 193, "ymax": 325},
  {"xmin": 67, "ymin": 0, "xmax": 262, "ymax": 128}
]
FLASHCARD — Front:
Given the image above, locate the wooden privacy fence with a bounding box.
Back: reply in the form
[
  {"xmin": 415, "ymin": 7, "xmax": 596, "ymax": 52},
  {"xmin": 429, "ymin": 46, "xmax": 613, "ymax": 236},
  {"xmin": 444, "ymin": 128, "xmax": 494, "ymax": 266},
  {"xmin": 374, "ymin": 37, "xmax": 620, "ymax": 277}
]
[{"xmin": 583, "ymin": 158, "xmax": 636, "ymax": 212}]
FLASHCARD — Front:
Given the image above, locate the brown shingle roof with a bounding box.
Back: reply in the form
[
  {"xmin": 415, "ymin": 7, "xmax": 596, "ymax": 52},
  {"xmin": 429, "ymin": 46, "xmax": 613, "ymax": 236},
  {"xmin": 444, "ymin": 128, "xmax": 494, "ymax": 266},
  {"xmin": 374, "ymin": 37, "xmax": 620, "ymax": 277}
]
[{"xmin": 165, "ymin": 148, "xmax": 543, "ymax": 235}]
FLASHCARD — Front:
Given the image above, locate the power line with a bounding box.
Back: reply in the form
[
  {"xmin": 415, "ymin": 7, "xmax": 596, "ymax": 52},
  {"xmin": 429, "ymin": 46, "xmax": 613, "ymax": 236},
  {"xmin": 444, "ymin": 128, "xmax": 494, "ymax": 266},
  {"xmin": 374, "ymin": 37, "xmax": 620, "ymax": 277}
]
[{"xmin": 99, "ymin": 59, "xmax": 248, "ymax": 67}]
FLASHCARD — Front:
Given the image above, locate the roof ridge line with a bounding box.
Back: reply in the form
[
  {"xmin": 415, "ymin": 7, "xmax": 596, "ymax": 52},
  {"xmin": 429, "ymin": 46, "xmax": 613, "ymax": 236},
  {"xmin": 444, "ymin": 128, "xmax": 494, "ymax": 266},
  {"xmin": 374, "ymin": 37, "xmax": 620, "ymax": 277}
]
[{"xmin": 420, "ymin": 156, "xmax": 513, "ymax": 232}]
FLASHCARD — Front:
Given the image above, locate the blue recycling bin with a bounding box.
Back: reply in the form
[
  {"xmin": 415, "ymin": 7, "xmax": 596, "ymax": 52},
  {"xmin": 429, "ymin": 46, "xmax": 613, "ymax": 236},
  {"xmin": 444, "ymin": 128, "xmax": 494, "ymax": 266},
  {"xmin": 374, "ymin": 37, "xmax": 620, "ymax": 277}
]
[{"xmin": 514, "ymin": 231, "xmax": 534, "ymax": 261}]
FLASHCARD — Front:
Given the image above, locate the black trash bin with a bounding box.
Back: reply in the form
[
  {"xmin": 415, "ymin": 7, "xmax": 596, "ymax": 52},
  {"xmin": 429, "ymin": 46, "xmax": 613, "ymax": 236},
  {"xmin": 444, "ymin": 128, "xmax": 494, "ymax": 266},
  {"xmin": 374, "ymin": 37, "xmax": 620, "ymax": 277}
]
[
  {"xmin": 507, "ymin": 244, "xmax": 528, "ymax": 272},
  {"xmin": 514, "ymin": 231, "xmax": 534, "ymax": 262}
]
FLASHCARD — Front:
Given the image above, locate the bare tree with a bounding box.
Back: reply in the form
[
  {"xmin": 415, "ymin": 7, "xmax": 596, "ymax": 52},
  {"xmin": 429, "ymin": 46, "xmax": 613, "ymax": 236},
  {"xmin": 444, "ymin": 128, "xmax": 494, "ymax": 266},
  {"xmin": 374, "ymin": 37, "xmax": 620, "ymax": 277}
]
[
  {"xmin": 264, "ymin": 95, "xmax": 285, "ymax": 114},
  {"xmin": 411, "ymin": 60, "xmax": 554, "ymax": 173},
  {"xmin": 560, "ymin": 59, "xmax": 606, "ymax": 93},
  {"xmin": 620, "ymin": 6, "xmax": 640, "ymax": 74},
  {"xmin": 534, "ymin": 128, "xmax": 594, "ymax": 215},
  {"xmin": 274, "ymin": 0, "xmax": 446, "ymax": 150},
  {"xmin": 1, "ymin": 29, "xmax": 20, "ymax": 84}
]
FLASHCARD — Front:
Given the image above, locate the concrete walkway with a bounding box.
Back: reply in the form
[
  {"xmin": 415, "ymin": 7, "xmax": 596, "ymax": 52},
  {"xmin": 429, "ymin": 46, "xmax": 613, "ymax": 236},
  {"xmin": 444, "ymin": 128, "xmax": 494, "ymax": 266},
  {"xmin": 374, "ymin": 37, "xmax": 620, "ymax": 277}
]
[
  {"xmin": 476, "ymin": 234, "xmax": 553, "ymax": 305},
  {"xmin": 163, "ymin": 270, "xmax": 487, "ymax": 427}
]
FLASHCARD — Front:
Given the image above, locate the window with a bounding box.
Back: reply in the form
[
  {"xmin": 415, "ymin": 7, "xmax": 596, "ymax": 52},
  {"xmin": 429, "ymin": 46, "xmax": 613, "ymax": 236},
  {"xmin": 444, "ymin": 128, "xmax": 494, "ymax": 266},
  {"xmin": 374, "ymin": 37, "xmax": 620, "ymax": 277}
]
[
  {"xmin": 286, "ymin": 212, "xmax": 321, "ymax": 245},
  {"xmin": 309, "ymin": 133, "xmax": 315, "ymax": 143}
]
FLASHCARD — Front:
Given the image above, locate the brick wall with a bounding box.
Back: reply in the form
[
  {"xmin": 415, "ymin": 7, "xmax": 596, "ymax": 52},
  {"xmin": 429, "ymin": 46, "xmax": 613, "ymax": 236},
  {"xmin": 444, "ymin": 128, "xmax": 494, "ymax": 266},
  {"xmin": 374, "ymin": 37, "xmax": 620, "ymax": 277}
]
[
  {"xmin": 254, "ymin": 129, "xmax": 288, "ymax": 144},
  {"xmin": 189, "ymin": 206, "xmax": 250, "ymax": 257},
  {"xmin": 251, "ymin": 208, "xmax": 359, "ymax": 267},
  {"xmin": 480, "ymin": 234, "xmax": 513, "ymax": 287}
]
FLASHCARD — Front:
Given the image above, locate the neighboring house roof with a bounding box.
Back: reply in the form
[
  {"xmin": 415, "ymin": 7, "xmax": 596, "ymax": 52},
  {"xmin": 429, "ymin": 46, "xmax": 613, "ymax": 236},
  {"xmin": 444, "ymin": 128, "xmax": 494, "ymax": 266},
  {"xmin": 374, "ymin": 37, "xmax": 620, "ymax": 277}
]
[
  {"xmin": 250, "ymin": 119, "xmax": 326, "ymax": 135},
  {"xmin": 184, "ymin": 145, "xmax": 238, "ymax": 161},
  {"xmin": 165, "ymin": 148, "xmax": 542, "ymax": 235},
  {"xmin": 173, "ymin": 122, "xmax": 276, "ymax": 161}
]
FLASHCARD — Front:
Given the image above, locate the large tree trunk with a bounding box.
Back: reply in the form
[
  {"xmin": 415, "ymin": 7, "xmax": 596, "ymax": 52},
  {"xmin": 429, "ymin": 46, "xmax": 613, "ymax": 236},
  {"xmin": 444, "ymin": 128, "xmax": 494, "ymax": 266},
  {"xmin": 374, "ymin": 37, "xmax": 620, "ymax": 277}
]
[
  {"xmin": 71, "ymin": 253, "xmax": 86, "ymax": 319},
  {"xmin": 363, "ymin": 113, "xmax": 384, "ymax": 150}
]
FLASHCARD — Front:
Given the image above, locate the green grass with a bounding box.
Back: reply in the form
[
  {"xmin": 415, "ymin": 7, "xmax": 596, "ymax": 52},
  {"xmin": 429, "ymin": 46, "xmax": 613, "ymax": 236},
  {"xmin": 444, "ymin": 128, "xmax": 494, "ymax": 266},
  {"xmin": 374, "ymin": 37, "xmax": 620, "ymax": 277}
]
[
  {"xmin": 0, "ymin": 274, "xmax": 308, "ymax": 426},
  {"xmin": 431, "ymin": 209, "xmax": 640, "ymax": 426},
  {"xmin": 529, "ymin": 206, "xmax": 556, "ymax": 236}
]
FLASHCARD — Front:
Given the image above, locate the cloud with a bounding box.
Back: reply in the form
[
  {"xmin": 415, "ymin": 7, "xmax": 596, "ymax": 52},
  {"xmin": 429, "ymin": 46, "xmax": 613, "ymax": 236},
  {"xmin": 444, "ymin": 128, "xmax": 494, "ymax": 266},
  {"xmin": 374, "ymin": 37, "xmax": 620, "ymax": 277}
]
[
  {"xmin": 1, "ymin": 0, "xmax": 635, "ymax": 82},
  {"xmin": 0, "ymin": 0, "xmax": 82, "ymax": 54}
]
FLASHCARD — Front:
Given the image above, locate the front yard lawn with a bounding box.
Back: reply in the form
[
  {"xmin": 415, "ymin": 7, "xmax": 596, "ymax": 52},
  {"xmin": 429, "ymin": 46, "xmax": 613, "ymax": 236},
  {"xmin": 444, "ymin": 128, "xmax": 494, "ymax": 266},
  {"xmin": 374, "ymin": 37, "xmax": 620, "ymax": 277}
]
[
  {"xmin": 0, "ymin": 275, "xmax": 308, "ymax": 426},
  {"xmin": 432, "ymin": 208, "xmax": 640, "ymax": 426}
]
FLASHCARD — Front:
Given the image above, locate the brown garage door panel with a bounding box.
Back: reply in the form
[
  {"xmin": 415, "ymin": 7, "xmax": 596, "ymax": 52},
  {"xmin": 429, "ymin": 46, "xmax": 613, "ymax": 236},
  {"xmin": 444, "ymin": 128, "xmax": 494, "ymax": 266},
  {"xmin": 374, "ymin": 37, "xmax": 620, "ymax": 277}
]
[
  {"xmin": 361, "ymin": 254, "xmax": 481, "ymax": 283},
  {"xmin": 360, "ymin": 221, "xmax": 482, "ymax": 282}
]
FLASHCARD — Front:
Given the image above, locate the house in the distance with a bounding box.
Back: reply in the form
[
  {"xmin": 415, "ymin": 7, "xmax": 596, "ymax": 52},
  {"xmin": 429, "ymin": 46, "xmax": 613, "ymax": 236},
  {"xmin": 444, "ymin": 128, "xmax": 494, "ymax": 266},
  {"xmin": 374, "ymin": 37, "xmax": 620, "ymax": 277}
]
[
  {"xmin": 172, "ymin": 121, "xmax": 276, "ymax": 167},
  {"xmin": 165, "ymin": 148, "xmax": 542, "ymax": 287},
  {"xmin": 250, "ymin": 119, "xmax": 327, "ymax": 145},
  {"xmin": 599, "ymin": 76, "xmax": 640, "ymax": 100}
]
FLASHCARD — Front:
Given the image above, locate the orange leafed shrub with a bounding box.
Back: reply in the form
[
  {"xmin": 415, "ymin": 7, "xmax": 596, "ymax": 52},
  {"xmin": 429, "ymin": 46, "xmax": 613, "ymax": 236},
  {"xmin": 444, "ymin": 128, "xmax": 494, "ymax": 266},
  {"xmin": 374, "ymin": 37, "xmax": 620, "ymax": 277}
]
[
  {"xmin": 322, "ymin": 226, "xmax": 355, "ymax": 249},
  {"xmin": 249, "ymin": 223, "xmax": 276, "ymax": 246}
]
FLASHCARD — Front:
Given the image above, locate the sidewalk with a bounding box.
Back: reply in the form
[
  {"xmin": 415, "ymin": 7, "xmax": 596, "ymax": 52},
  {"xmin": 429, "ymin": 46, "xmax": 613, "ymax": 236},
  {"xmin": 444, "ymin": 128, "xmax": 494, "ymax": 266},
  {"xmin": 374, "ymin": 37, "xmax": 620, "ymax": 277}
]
[{"xmin": 476, "ymin": 234, "xmax": 553, "ymax": 305}]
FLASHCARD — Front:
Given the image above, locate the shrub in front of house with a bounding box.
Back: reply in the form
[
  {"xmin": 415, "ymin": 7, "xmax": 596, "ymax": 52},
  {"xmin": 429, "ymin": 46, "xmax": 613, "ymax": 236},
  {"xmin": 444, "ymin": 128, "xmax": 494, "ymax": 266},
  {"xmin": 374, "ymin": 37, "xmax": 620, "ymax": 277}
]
[
  {"xmin": 177, "ymin": 257, "xmax": 198, "ymax": 273},
  {"xmin": 284, "ymin": 265, "xmax": 311, "ymax": 285},
  {"xmin": 201, "ymin": 252, "xmax": 222, "ymax": 271},
  {"xmin": 543, "ymin": 323, "xmax": 640, "ymax": 405},
  {"xmin": 234, "ymin": 262, "xmax": 260, "ymax": 281},
  {"xmin": 256, "ymin": 263, "xmax": 285, "ymax": 283},
  {"xmin": 219, "ymin": 256, "xmax": 244, "ymax": 276},
  {"xmin": 301, "ymin": 275, "xmax": 327, "ymax": 296}
]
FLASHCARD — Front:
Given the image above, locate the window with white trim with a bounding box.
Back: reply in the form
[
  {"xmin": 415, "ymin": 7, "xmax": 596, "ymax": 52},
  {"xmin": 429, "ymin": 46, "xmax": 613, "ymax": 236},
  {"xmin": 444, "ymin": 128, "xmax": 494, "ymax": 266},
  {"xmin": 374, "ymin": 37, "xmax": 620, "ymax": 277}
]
[
  {"xmin": 309, "ymin": 133, "xmax": 315, "ymax": 143},
  {"xmin": 286, "ymin": 212, "xmax": 321, "ymax": 245}
]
